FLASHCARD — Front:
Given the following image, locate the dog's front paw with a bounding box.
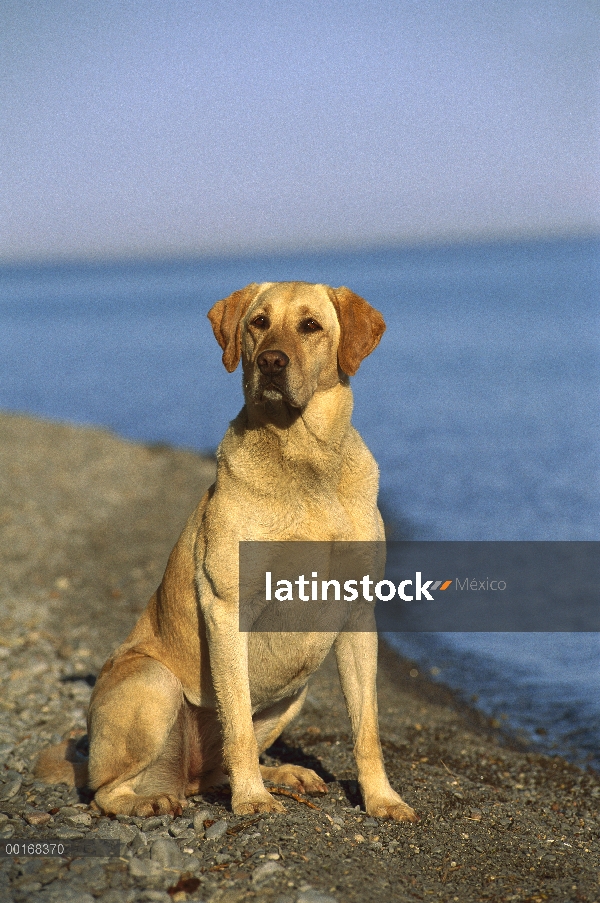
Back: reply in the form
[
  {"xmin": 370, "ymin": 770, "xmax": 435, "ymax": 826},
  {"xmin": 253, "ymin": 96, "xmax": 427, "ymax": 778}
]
[
  {"xmin": 366, "ymin": 796, "xmax": 418, "ymax": 822},
  {"xmin": 232, "ymin": 790, "xmax": 286, "ymax": 815},
  {"xmin": 94, "ymin": 790, "xmax": 184, "ymax": 818},
  {"xmin": 260, "ymin": 764, "xmax": 327, "ymax": 795}
]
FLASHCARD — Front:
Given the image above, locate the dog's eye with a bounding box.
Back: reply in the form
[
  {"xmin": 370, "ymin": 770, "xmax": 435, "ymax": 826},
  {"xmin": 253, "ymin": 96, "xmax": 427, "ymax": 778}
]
[
  {"xmin": 300, "ymin": 318, "xmax": 323, "ymax": 333},
  {"xmin": 250, "ymin": 315, "xmax": 269, "ymax": 329}
]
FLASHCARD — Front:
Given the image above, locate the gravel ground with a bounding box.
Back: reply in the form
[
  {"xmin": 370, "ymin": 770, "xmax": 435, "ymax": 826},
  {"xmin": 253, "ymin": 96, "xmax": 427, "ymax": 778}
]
[{"xmin": 0, "ymin": 411, "xmax": 598, "ymax": 903}]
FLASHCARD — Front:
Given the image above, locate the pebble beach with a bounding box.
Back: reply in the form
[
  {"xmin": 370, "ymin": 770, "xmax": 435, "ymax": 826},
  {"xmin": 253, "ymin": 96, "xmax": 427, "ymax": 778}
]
[{"xmin": 0, "ymin": 411, "xmax": 598, "ymax": 903}]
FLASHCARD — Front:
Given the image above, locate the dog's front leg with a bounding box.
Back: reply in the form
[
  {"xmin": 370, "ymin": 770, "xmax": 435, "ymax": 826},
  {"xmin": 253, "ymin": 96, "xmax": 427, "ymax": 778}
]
[
  {"xmin": 202, "ymin": 595, "xmax": 285, "ymax": 814},
  {"xmin": 334, "ymin": 631, "xmax": 417, "ymax": 821}
]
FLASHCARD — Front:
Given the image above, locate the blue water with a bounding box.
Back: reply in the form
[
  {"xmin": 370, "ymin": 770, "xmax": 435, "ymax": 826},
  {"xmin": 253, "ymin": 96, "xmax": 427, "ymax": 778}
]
[{"xmin": 1, "ymin": 238, "xmax": 598, "ymax": 765}]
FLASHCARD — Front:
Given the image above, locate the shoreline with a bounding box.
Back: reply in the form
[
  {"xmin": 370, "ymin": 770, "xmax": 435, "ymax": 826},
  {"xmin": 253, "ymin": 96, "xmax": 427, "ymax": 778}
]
[
  {"xmin": 0, "ymin": 410, "xmax": 598, "ymax": 902},
  {"xmin": 380, "ymin": 635, "xmax": 600, "ymax": 777}
]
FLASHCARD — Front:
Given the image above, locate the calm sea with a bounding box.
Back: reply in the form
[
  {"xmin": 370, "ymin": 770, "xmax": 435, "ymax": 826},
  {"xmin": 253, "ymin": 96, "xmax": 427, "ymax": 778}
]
[{"xmin": 0, "ymin": 237, "xmax": 598, "ymax": 765}]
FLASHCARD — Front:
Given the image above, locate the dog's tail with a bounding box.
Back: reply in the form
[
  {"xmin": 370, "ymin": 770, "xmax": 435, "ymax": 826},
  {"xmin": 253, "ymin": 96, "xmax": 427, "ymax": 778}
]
[{"xmin": 34, "ymin": 737, "xmax": 89, "ymax": 789}]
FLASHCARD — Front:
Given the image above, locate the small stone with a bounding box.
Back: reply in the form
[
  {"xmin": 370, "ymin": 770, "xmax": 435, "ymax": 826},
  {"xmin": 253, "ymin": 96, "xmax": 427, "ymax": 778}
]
[
  {"xmin": 252, "ymin": 860, "xmax": 284, "ymax": 884},
  {"xmin": 363, "ymin": 817, "xmax": 378, "ymax": 827},
  {"xmin": 181, "ymin": 853, "xmax": 201, "ymax": 872},
  {"xmin": 137, "ymin": 892, "xmax": 171, "ymax": 903},
  {"xmin": 151, "ymin": 837, "xmax": 184, "ymax": 870},
  {"xmin": 55, "ymin": 826, "xmax": 85, "ymax": 839},
  {"xmin": 129, "ymin": 857, "xmax": 164, "ymax": 880},
  {"xmin": 37, "ymin": 887, "xmax": 94, "ymax": 903},
  {"xmin": 173, "ymin": 830, "xmax": 196, "ymax": 848},
  {"xmin": 205, "ymin": 818, "xmax": 228, "ymax": 840},
  {"xmin": 0, "ymin": 743, "xmax": 14, "ymax": 764},
  {"xmin": 16, "ymin": 880, "xmax": 43, "ymax": 894},
  {"xmin": 192, "ymin": 809, "xmax": 212, "ymax": 833},
  {"xmin": 140, "ymin": 816, "xmax": 163, "ymax": 831},
  {"xmin": 98, "ymin": 891, "xmax": 138, "ymax": 903},
  {"xmin": 168, "ymin": 817, "xmax": 193, "ymax": 837},
  {"xmin": 65, "ymin": 812, "xmax": 92, "ymax": 827},
  {"xmin": 25, "ymin": 810, "xmax": 52, "ymax": 827},
  {"xmin": 0, "ymin": 777, "xmax": 22, "ymax": 800},
  {"xmin": 97, "ymin": 821, "xmax": 123, "ymax": 840},
  {"xmin": 119, "ymin": 823, "xmax": 141, "ymax": 843},
  {"xmin": 297, "ymin": 891, "xmax": 338, "ymax": 903},
  {"xmin": 97, "ymin": 820, "xmax": 137, "ymax": 843}
]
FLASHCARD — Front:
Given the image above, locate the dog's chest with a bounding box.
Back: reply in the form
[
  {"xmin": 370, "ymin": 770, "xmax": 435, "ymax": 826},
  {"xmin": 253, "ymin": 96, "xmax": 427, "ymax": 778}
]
[
  {"xmin": 247, "ymin": 632, "xmax": 333, "ymax": 708},
  {"xmin": 249, "ymin": 465, "xmax": 373, "ymax": 541}
]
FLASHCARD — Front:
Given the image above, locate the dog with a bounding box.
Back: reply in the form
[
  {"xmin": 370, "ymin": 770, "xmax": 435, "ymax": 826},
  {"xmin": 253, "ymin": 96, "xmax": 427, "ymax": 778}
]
[{"xmin": 36, "ymin": 281, "xmax": 417, "ymax": 822}]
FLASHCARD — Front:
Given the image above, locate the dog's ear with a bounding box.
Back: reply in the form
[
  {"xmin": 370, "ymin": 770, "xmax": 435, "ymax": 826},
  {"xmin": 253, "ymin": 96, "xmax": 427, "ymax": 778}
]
[
  {"xmin": 207, "ymin": 283, "xmax": 261, "ymax": 372},
  {"xmin": 328, "ymin": 286, "xmax": 386, "ymax": 376}
]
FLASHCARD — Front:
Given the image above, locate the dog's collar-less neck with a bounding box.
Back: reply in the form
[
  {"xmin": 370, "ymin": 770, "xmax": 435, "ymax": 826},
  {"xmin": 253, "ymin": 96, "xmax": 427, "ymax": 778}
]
[
  {"xmin": 244, "ymin": 382, "xmax": 353, "ymax": 449},
  {"xmin": 219, "ymin": 383, "xmax": 355, "ymax": 484}
]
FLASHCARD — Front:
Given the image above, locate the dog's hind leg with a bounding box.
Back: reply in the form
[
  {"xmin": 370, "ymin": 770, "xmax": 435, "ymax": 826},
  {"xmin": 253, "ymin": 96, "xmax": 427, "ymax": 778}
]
[
  {"xmin": 255, "ymin": 688, "xmax": 327, "ymax": 795},
  {"xmin": 88, "ymin": 651, "xmax": 187, "ymax": 816}
]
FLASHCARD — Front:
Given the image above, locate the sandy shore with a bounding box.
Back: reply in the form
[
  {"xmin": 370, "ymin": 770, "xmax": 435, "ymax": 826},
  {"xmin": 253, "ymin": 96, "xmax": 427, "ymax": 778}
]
[{"xmin": 0, "ymin": 411, "xmax": 598, "ymax": 903}]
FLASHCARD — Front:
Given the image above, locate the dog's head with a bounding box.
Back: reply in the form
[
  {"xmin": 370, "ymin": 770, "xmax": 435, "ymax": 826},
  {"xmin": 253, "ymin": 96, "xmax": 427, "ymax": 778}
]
[{"xmin": 208, "ymin": 282, "xmax": 385, "ymax": 412}]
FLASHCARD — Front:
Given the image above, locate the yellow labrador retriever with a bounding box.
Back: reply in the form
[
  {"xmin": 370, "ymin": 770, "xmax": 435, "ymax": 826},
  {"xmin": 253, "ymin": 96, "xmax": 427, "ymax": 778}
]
[{"xmin": 36, "ymin": 281, "xmax": 416, "ymax": 822}]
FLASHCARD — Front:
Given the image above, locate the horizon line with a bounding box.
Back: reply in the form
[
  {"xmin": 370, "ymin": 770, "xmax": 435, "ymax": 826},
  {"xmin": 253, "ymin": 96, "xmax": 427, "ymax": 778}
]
[{"xmin": 0, "ymin": 227, "xmax": 597, "ymax": 272}]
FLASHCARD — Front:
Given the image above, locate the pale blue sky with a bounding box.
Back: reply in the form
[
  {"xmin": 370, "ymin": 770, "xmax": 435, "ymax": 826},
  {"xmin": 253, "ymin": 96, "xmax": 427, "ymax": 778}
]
[{"xmin": 1, "ymin": 0, "xmax": 598, "ymax": 262}]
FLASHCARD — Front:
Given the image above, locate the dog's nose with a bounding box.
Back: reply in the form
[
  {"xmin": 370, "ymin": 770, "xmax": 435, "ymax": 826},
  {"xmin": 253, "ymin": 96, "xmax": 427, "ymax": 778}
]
[{"xmin": 257, "ymin": 350, "xmax": 289, "ymax": 376}]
